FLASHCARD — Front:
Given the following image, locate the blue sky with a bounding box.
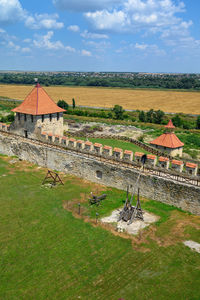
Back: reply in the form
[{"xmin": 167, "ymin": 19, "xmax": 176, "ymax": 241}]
[{"xmin": 0, "ymin": 0, "xmax": 200, "ymax": 72}]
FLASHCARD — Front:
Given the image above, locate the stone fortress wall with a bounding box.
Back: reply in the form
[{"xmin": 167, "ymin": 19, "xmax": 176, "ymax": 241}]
[
  {"xmin": 40, "ymin": 130, "xmax": 198, "ymax": 177},
  {"xmin": 0, "ymin": 124, "xmax": 200, "ymax": 215},
  {"xmin": 0, "ymin": 122, "xmax": 199, "ymax": 177}
]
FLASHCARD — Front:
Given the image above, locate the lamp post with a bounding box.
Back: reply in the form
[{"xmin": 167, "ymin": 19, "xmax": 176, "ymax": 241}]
[
  {"xmin": 78, "ymin": 203, "xmax": 81, "ymax": 215},
  {"xmin": 96, "ymin": 212, "xmax": 99, "ymax": 224}
]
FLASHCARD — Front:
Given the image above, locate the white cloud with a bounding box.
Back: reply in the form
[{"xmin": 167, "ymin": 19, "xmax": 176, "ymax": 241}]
[
  {"xmin": 53, "ymin": 0, "xmax": 122, "ymax": 12},
  {"xmin": 0, "ymin": 1, "xmax": 64, "ymax": 30},
  {"xmin": 25, "ymin": 13, "xmax": 64, "ymax": 30},
  {"xmin": 33, "ymin": 31, "xmax": 76, "ymax": 53},
  {"xmin": 65, "ymin": 45, "xmax": 76, "ymax": 52},
  {"xmin": 135, "ymin": 43, "xmax": 148, "ymax": 50},
  {"xmin": 67, "ymin": 25, "xmax": 80, "ymax": 32},
  {"xmin": 84, "ymin": 0, "xmax": 189, "ymax": 36},
  {"xmin": 33, "ymin": 31, "xmax": 64, "ymax": 50},
  {"xmin": 81, "ymin": 49, "xmax": 92, "ymax": 56},
  {"xmin": 81, "ymin": 30, "xmax": 109, "ymax": 39},
  {"xmin": 134, "ymin": 42, "xmax": 166, "ymax": 56},
  {"xmin": 23, "ymin": 38, "xmax": 31, "ymax": 43},
  {"xmin": 84, "ymin": 40, "xmax": 110, "ymax": 49},
  {"xmin": 0, "ymin": 27, "xmax": 19, "ymax": 48},
  {"xmin": 21, "ymin": 47, "xmax": 31, "ymax": 53},
  {"xmin": 83, "ymin": 40, "xmax": 111, "ymax": 54},
  {"xmin": 0, "ymin": 0, "xmax": 26, "ymax": 24},
  {"xmin": 8, "ymin": 40, "xmax": 20, "ymax": 51},
  {"xmin": 85, "ymin": 10, "xmax": 126, "ymax": 31}
]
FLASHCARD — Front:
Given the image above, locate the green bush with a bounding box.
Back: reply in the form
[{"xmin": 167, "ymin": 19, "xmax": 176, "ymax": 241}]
[{"xmin": 57, "ymin": 100, "xmax": 69, "ymax": 110}]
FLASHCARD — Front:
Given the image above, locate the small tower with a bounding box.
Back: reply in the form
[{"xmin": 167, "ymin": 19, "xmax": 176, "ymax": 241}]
[
  {"xmin": 150, "ymin": 120, "xmax": 184, "ymax": 157},
  {"xmin": 10, "ymin": 83, "xmax": 65, "ymax": 139}
]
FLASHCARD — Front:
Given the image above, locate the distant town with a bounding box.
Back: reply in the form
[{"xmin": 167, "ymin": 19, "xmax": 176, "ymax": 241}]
[{"xmin": 0, "ymin": 71, "xmax": 200, "ymax": 90}]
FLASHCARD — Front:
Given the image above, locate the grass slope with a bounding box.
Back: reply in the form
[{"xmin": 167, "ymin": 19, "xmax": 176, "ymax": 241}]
[
  {"xmin": 73, "ymin": 136, "xmax": 149, "ymax": 154},
  {"xmin": 0, "ymin": 156, "xmax": 200, "ymax": 300}
]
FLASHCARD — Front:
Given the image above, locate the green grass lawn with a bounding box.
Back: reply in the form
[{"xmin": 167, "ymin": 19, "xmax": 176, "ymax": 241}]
[
  {"xmin": 0, "ymin": 156, "xmax": 200, "ymax": 300},
  {"xmin": 72, "ymin": 136, "xmax": 149, "ymax": 154}
]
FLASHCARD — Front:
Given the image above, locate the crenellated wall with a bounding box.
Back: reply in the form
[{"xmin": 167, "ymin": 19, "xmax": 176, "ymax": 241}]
[
  {"xmin": 0, "ymin": 130, "xmax": 200, "ymax": 215},
  {"xmin": 0, "ymin": 123, "xmax": 199, "ymax": 176},
  {"xmin": 39, "ymin": 131, "xmax": 199, "ymax": 177}
]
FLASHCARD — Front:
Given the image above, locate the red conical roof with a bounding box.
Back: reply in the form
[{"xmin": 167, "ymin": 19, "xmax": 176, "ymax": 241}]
[
  {"xmin": 165, "ymin": 119, "xmax": 175, "ymax": 129},
  {"xmin": 12, "ymin": 83, "xmax": 65, "ymax": 115},
  {"xmin": 150, "ymin": 132, "xmax": 184, "ymax": 149}
]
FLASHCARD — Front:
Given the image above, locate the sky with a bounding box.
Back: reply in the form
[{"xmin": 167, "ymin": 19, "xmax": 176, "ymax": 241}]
[{"xmin": 0, "ymin": 0, "xmax": 200, "ymax": 73}]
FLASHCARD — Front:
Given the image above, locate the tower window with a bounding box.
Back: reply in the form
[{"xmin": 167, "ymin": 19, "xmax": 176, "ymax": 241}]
[
  {"xmin": 24, "ymin": 114, "xmax": 26, "ymax": 121},
  {"xmin": 18, "ymin": 113, "xmax": 20, "ymax": 121},
  {"xmin": 31, "ymin": 115, "xmax": 33, "ymax": 122},
  {"xmin": 49, "ymin": 114, "xmax": 52, "ymax": 122},
  {"xmin": 42, "ymin": 115, "xmax": 44, "ymax": 123},
  {"xmin": 57, "ymin": 113, "xmax": 60, "ymax": 121}
]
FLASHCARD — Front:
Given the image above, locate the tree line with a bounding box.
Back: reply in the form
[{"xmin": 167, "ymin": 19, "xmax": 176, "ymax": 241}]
[
  {"xmin": 57, "ymin": 99, "xmax": 200, "ymax": 129},
  {"xmin": 1, "ymin": 73, "xmax": 200, "ymax": 90}
]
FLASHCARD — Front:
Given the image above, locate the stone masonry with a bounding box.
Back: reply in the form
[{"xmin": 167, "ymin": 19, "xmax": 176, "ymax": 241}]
[{"xmin": 0, "ymin": 131, "xmax": 199, "ymax": 216}]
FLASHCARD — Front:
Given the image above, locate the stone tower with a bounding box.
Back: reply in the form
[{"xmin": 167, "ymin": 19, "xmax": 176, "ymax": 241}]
[
  {"xmin": 150, "ymin": 120, "xmax": 184, "ymax": 157},
  {"xmin": 10, "ymin": 83, "xmax": 65, "ymax": 139}
]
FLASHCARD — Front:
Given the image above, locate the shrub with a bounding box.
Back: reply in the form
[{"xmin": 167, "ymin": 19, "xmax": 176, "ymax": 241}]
[{"xmin": 57, "ymin": 100, "xmax": 69, "ymax": 110}]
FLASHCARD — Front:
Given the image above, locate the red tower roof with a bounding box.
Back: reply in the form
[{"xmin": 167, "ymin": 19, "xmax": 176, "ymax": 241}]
[
  {"xmin": 12, "ymin": 83, "xmax": 65, "ymax": 115},
  {"xmin": 165, "ymin": 120, "xmax": 175, "ymax": 129},
  {"xmin": 150, "ymin": 132, "xmax": 184, "ymax": 149}
]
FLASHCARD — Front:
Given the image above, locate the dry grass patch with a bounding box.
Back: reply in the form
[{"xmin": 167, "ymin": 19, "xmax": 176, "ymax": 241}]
[
  {"xmin": 1, "ymin": 84, "xmax": 200, "ymax": 114},
  {"xmin": 131, "ymin": 210, "xmax": 200, "ymax": 251}
]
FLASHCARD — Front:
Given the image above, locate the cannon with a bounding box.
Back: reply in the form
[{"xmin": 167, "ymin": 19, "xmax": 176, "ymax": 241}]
[{"xmin": 89, "ymin": 192, "xmax": 107, "ymax": 205}]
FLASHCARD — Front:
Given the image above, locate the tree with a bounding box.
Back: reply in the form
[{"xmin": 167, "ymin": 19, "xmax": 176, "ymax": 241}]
[
  {"xmin": 72, "ymin": 98, "xmax": 76, "ymax": 109},
  {"xmin": 153, "ymin": 110, "xmax": 164, "ymax": 124},
  {"xmin": 107, "ymin": 112, "xmax": 113, "ymax": 119},
  {"xmin": 146, "ymin": 109, "xmax": 154, "ymax": 123},
  {"xmin": 196, "ymin": 115, "xmax": 200, "ymax": 129},
  {"xmin": 139, "ymin": 110, "xmax": 146, "ymax": 122},
  {"xmin": 57, "ymin": 100, "xmax": 69, "ymax": 110},
  {"xmin": 112, "ymin": 105, "xmax": 124, "ymax": 120},
  {"xmin": 172, "ymin": 114, "xmax": 182, "ymax": 127}
]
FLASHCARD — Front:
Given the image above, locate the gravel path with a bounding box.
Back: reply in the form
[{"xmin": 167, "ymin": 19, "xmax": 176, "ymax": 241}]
[{"xmin": 101, "ymin": 208, "xmax": 159, "ymax": 235}]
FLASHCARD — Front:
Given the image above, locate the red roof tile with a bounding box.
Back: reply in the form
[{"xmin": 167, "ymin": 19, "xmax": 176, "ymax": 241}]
[
  {"xmin": 135, "ymin": 152, "xmax": 144, "ymax": 157},
  {"xmin": 124, "ymin": 150, "xmax": 133, "ymax": 154},
  {"xmin": 159, "ymin": 156, "xmax": 169, "ymax": 162},
  {"xmin": 165, "ymin": 119, "xmax": 175, "ymax": 129},
  {"xmin": 150, "ymin": 133, "xmax": 184, "ymax": 148},
  {"xmin": 103, "ymin": 145, "xmax": 112, "ymax": 150},
  {"xmin": 85, "ymin": 141, "xmax": 92, "ymax": 146},
  {"xmin": 113, "ymin": 147, "xmax": 123, "ymax": 152},
  {"xmin": 172, "ymin": 160, "xmax": 184, "ymax": 166},
  {"xmin": 186, "ymin": 162, "xmax": 197, "ymax": 168},
  {"xmin": 77, "ymin": 140, "xmax": 84, "ymax": 143},
  {"xmin": 69, "ymin": 138, "xmax": 76, "ymax": 142},
  {"xmin": 147, "ymin": 154, "xmax": 156, "ymax": 160},
  {"xmin": 94, "ymin": 143, "xmax": 102, "ymax": 147},
  {"xmin": 12, "ymin": 83, "xmax": 65, "ymax": 115}
]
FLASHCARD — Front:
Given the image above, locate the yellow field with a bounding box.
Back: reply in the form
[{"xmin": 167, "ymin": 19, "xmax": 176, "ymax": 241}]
[{"xmin": 0, "ymin": 84, "xmax": 200, "ymax": 114}]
